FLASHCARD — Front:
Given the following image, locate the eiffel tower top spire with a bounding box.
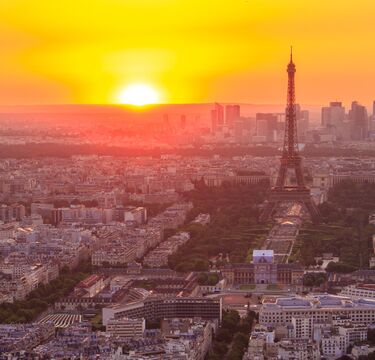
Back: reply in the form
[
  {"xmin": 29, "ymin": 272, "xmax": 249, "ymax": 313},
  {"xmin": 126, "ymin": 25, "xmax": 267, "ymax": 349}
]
[{"xmin": 290, "ymin": 45, "xmax": 293, "ymax": 62}]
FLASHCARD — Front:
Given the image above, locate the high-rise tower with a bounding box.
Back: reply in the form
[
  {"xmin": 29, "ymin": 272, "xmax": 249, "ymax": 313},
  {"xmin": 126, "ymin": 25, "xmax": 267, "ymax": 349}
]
[
  {"xmin": 225, "ymin": 105, "xmax": 240, "ymax": 128},
  {"xmin": 260, "ymin": 49, "xmax": 320, "ymax": 223}
]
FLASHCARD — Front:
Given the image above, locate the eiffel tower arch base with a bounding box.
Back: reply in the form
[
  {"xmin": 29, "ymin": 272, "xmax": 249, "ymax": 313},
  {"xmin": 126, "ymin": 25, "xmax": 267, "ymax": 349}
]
[{"xmin": 260, "ymin": 189, "xmax": 321, "ymax": 223}]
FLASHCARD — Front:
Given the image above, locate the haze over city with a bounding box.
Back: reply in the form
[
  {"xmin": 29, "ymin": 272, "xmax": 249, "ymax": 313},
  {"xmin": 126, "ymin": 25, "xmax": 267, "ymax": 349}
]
[{"xmin": 1, "ymin": 1, "xmax": 375, "ymax": 360}]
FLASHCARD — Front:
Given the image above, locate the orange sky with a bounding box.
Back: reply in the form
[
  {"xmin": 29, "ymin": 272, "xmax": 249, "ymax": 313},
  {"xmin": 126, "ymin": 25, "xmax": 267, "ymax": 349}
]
[{"xmin": 1, "ymin": 0, "xmax": 375, "ymax": 106}]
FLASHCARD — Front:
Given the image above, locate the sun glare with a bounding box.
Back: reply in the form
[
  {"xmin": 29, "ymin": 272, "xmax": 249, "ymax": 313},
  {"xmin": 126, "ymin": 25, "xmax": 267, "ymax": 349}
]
[{"xmin": 117, "ymin": 84, "xmax": 160, "ymax": 106}]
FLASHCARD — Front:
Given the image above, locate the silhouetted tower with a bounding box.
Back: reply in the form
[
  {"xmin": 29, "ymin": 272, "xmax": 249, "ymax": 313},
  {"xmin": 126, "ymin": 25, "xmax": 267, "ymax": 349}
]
[
  {"xmin": 163, "ymin": 114, "xmax": 173, "ymax": 133},
  {"xmin": 260, "ymin": 49, "xmax": 320, "ymax": 223},
  {"xmin": 180, "ymin": 115, "xmax": 186, "ymax": 130}
]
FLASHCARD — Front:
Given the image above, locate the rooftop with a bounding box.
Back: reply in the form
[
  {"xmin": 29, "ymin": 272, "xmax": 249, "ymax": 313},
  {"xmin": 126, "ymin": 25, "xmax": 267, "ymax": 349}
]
[
  {"xmin": 76, "ymin": 274, "xmax": 102, "ymax": 289},
  {"xmin": 253, "ymin": 250, "xmax": 274, "ymax": 257},
  {"xmin": 262, "ymin": 295, "xmax": 375, "ymax": 310}
]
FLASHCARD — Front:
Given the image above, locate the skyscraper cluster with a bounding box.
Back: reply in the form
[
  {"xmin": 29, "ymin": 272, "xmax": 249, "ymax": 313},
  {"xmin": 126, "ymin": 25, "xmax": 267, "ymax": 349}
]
[
  {"xmin": 321, "ymin": 101, "xmax": 375, "ymax": 141},
  {"xmin": 210, "ymin": 103, "xmax": 310, "ymax": 145},
  {"xmin": 211, "ymin": 103, "xmax": 240, "ymax": 133},
  {"xmin": 211, "ymin": 103, "xmax": 255, "ymax": 144}
]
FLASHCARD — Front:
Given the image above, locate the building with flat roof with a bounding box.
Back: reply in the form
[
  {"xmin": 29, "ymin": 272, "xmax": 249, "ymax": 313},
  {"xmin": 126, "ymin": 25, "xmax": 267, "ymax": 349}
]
[
  {"xmin": 339, "ymin": 284, "xmax": 375, "ymax": 300},
  {"xmin": 260, "ymin": 295, "xmax": 375, "ymax": 327},
  {"xmin": 103, "ymin": 296, "xmax": 222, "ymax": 326},
  {"xmin": 277, "ymin": 339, "xmax": 320, "ymax": 360},
  {"xmin": 106, "ymin": 317, "xmax": 145, "ymax": 339}
]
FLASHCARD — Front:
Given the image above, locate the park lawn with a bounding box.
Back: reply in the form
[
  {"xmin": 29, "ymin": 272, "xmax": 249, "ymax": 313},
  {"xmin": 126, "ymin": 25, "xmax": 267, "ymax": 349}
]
[
  {"xmin": 239, "ymin": 284, "xmax": 256, "ymax": 290},
  {"xmin": 267, "ymin": 284, "xmax": 283, "ymax": 290}
]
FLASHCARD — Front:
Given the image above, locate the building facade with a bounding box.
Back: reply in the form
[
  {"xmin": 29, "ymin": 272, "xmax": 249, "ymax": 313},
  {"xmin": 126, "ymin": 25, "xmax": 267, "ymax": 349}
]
[
  {"xmin": 260, "ymin": 295, "xmax": 375, "ymax": 327},
  {"xmin": 106, "ymin": 317, "xmax": 145, "ymax": 338},
  {"xmin": 221, "ymin": 250, "xmax": 304, "ymax": 286},
  {"xmin": 103, "ymin": 297, "xmax": 222, "ymax": 326}
]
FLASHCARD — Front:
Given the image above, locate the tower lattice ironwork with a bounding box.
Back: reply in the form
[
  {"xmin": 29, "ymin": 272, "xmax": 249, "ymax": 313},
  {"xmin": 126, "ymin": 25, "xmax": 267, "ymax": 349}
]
[{"xmin": 260, "ymin": 49, "xmax": 320, "ymax": 223}]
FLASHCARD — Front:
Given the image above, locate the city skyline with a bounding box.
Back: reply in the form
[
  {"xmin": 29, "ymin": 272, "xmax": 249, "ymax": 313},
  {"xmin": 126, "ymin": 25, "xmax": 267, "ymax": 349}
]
[
  {"xmin": 2, "ymin": 0, "xmax": 375, "ymax": 106},
  {"xmin": 2, "ymin": 2, "xmax": 375, "ymax": 359}
]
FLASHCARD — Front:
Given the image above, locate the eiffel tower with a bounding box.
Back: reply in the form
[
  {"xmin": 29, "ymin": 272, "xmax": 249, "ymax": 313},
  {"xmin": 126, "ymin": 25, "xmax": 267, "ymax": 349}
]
[{"xmin": 260, "ymin": 49, "xmax": 320, "ymax": 223}]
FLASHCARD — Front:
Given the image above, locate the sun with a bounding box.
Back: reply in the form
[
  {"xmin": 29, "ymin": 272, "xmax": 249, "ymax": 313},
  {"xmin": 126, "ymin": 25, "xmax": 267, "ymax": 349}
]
[{"xmin": 117, "ymin": 83, "xmax": 160, "ymax": 106}]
